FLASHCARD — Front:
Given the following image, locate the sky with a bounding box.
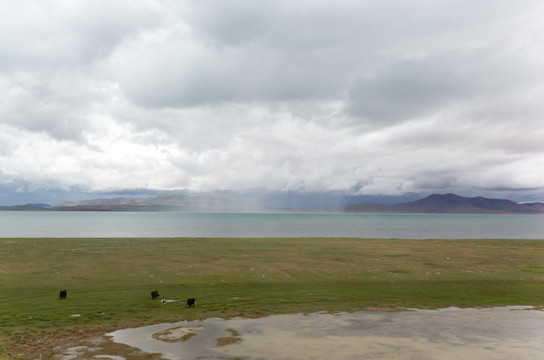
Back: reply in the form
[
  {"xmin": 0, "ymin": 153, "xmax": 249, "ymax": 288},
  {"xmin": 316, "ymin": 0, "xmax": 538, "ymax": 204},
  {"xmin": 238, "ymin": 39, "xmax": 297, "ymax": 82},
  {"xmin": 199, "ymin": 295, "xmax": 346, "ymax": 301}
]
[{"xmin": 1, "ymin": 0, "xmax": 544, "ymax": 206}]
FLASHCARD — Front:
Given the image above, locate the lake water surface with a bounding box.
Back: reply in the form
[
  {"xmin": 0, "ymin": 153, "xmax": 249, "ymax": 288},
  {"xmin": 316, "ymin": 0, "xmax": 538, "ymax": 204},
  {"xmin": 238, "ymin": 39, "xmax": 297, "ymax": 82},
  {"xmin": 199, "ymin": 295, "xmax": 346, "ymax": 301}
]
[
  {"xmin": 1, "ymin": 211, "xmax": 544, "ymax": 238},
  {"xmin": 101, "ymin": 307, "xmax": 544, "ymax": 360}
]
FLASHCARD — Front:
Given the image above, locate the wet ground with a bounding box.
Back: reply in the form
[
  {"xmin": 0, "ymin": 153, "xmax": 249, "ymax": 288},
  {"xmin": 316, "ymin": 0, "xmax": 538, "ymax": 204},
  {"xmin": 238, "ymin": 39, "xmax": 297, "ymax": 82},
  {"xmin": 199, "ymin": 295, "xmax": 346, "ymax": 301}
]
[{"xmin": 60, "ymin": 307, "xmax": 544, "ymax": 360}]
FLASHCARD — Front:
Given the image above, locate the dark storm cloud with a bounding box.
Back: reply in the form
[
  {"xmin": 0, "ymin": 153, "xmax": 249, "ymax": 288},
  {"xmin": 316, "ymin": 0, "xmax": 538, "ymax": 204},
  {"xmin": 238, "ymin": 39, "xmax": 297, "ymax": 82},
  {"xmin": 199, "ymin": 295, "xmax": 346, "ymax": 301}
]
[
  {"xmin": 114, "ymin": 0, "xmax": 538, "ymax": 110},
  {"xmin": 345, "ymin": 48, "xmax": 541, "ymax": 126}
]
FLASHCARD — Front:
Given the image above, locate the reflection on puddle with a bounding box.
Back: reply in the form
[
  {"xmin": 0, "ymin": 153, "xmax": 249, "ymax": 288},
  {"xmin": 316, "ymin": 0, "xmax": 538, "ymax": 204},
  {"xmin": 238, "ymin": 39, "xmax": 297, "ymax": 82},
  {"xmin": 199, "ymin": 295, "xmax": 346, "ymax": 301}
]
[{"xmin": 103, "ymin": 307, "xmax": 543, "ymax": 360}]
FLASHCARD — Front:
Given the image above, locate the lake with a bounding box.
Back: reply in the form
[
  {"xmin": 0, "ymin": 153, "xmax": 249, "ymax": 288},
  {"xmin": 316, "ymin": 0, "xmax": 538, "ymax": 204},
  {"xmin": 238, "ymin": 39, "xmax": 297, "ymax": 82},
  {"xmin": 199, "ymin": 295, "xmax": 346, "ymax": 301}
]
[{"xmin": 1, "ymin": 211, "xmax": 544, "ymax": 238}]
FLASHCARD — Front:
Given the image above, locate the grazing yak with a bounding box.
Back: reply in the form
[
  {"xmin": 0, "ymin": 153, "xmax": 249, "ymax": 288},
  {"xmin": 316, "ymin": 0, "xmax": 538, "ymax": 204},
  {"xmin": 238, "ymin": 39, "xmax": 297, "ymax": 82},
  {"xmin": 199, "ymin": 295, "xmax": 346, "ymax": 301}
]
[
  {"xmin": 151, "ymin": 290, "xmax": 160, "ymax": 300},
  {"xmin": 59, "ymin": 290, "xmax": 67, "ymax": 299},
  {"xmin": 186, "ymin": 298, "xmax": 196, "ymax": 307}
]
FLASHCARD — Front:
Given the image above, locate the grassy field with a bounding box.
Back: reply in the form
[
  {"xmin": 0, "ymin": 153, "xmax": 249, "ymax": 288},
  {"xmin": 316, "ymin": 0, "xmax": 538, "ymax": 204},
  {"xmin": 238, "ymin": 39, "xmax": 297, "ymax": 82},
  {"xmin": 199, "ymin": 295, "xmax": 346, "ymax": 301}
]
[{"xmin": 1, "ymin": 237, "xmax": 543, "ymax": 358}]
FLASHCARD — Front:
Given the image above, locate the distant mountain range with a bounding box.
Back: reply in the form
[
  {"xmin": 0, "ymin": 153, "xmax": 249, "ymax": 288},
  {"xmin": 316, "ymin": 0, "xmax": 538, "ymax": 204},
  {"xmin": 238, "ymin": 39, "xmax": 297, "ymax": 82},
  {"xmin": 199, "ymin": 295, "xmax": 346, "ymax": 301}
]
[
  {"xmin": 0, "ymin": 194, "xmax": 261, "ymax": 212},
  {"xmin": 1, "ymin": 193, "xmax": 543, "ymax": 214},
  {"xmin": 332, "ymin": 193, "xmax": 544, "ymax": 214}
]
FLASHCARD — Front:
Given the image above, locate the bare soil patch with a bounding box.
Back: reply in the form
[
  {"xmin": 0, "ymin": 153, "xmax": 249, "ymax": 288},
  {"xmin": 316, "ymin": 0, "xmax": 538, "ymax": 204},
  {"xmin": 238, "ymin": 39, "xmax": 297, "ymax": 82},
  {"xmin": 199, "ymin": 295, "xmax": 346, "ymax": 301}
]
[{"xmin": 151, "ymin": 326, "xmax": 203, "ymax": 343}]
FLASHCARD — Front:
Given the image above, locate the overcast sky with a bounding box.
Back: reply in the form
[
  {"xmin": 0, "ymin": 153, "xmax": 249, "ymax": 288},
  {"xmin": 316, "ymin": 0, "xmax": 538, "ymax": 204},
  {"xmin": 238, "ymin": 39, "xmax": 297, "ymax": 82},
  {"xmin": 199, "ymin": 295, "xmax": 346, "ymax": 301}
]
[{"xmin": 1, "ymin": 0, "xmax": 544, "ymax": 205}]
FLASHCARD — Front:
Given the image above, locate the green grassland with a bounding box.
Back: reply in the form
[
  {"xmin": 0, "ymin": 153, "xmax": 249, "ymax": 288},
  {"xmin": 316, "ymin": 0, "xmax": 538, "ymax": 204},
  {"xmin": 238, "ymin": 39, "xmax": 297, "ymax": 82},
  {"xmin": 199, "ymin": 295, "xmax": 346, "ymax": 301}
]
[{"xmin": 1, "ymin": 237, "xmax": 543, "ymax": 357}]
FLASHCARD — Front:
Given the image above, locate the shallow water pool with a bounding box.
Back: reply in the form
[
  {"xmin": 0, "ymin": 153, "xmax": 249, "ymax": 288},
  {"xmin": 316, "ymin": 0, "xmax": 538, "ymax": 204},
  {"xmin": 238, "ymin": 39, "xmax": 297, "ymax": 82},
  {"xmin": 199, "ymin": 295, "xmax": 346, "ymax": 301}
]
[{"xmin": 104, "ymin": 306, "xmax": 544, "ymax": 359}]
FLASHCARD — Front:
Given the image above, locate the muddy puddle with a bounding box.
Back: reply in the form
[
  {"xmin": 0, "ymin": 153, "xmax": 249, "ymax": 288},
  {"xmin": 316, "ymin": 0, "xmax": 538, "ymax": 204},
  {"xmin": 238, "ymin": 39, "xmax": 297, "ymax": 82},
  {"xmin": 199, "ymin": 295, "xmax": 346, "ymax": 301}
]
[{"xmin": 61, "ymin": 306, "xmax": 544, "ymax": 359}]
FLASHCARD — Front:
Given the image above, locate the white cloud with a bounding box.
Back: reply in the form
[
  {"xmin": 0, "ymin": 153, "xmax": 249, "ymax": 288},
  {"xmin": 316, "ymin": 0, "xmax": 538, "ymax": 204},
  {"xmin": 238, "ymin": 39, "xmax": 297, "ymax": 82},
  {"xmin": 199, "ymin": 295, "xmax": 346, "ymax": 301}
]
[{"xmin": 1, "ymin": 0, "xmax": 544, "ymax": 204}]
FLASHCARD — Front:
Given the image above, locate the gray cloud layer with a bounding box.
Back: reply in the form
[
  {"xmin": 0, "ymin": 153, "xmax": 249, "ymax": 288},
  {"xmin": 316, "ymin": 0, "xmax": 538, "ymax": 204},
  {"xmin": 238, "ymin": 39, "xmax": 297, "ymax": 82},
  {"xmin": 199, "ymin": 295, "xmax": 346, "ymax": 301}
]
[{"xmin": 1, "ymin": 0, "xmax": 544, "ymax": 204}]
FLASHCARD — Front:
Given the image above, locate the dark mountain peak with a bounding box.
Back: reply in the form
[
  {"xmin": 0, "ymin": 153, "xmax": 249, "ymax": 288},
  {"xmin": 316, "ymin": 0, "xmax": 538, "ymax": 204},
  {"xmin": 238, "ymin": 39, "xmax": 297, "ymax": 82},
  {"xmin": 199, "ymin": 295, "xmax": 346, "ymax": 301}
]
[
  {"xmin": 393, "ymin": 193, "xmax": 468, "ymax": 212},
  {"xmin": 394, "ymin": 193, "xmax": 543, "ymax": 214},
  {"xmin": 420, "ymin": 193, "xmax": 466, "ymax": 205},
  {"xmin": 333, "ymin": 193, "xmax": 544, "ymax": 214}
]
